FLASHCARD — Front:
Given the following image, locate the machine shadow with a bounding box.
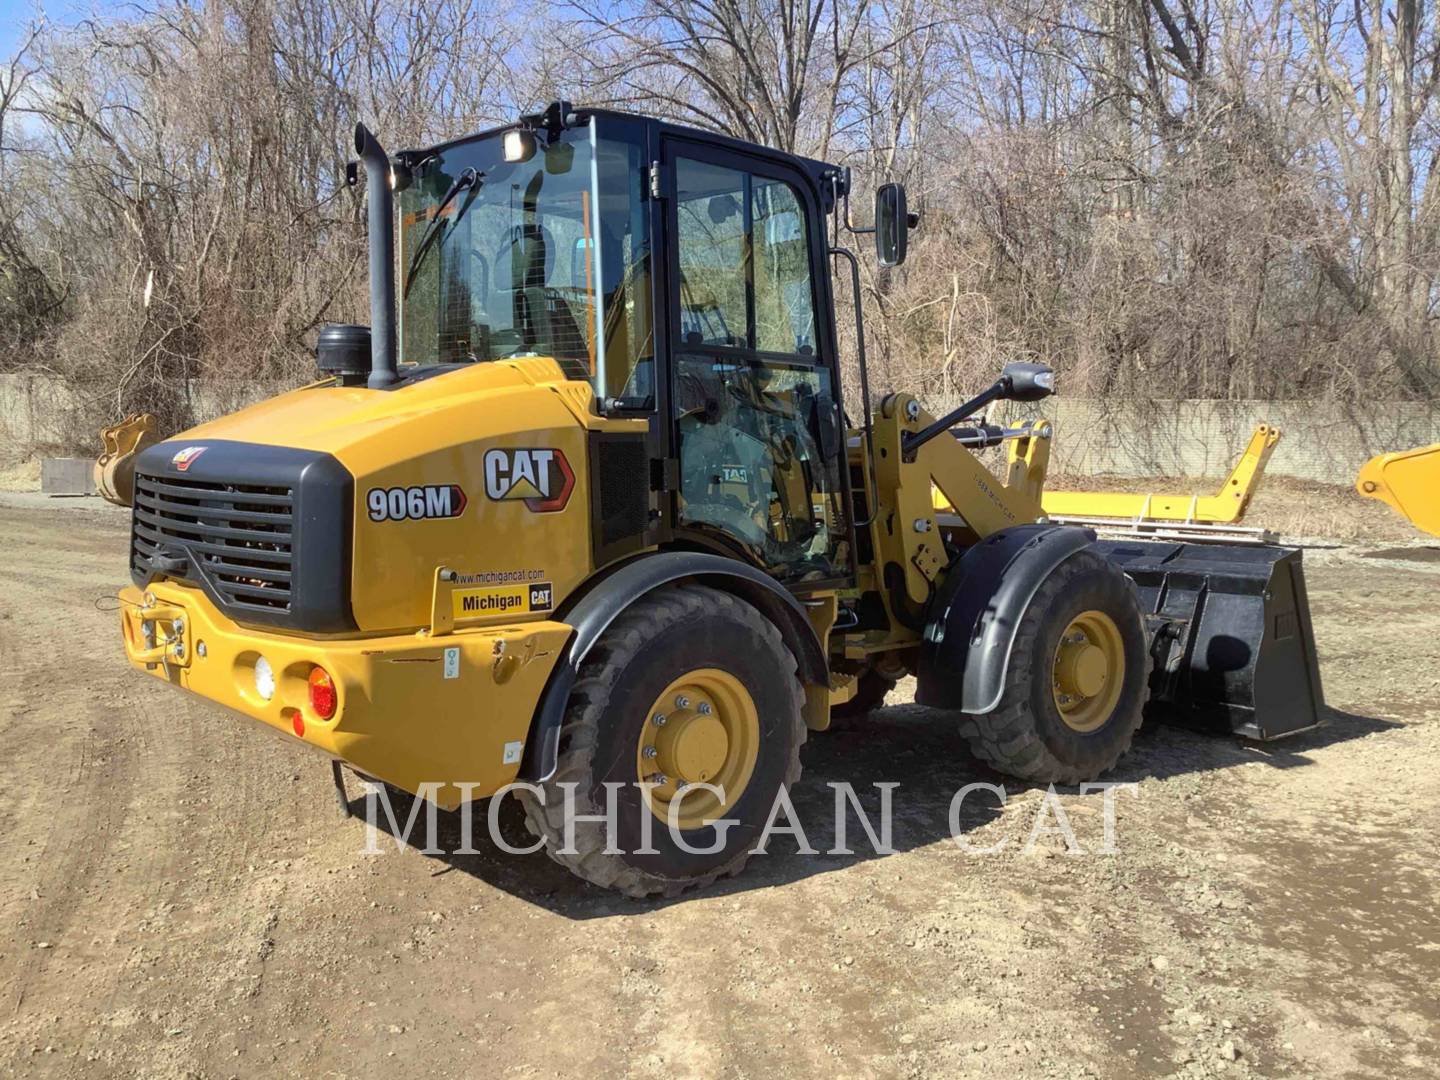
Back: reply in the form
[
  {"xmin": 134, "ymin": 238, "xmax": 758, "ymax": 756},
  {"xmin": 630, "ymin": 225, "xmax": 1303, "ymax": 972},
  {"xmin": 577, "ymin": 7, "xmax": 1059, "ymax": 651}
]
[
  {"xmin": 343, "ymin": 703, "xmax": 1397, "ymax": 919},
  {"xmin": 1119, "ymin": 705, "xmax": 1399, "ymax": 782}
]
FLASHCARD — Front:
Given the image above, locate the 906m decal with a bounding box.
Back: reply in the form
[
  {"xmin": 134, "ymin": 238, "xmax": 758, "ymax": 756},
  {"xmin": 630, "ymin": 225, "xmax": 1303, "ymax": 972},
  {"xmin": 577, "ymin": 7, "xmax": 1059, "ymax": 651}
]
[{"xmin": 367, "ymin": 484, "xmax": 468, "ymax": 522}]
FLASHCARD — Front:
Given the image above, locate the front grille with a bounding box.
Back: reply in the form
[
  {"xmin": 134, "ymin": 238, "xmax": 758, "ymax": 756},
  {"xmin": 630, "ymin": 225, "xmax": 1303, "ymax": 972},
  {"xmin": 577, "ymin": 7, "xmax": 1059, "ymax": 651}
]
[
  {"xmin": 132, "ymin": 474, "xmax": 295, "ymax": 615},
  {"xmin": 129, "ymin": 439, "xmax": 354, "ymax": 634}
]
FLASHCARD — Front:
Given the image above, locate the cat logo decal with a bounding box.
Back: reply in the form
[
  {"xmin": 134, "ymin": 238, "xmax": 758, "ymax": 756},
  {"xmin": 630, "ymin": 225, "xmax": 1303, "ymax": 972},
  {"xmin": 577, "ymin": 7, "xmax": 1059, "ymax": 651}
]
[
  {"xmin": 171, "ymin": 446, "xmax": 209, "ymax": 472},
  {"xmin": 483, "ymin": 448, "xmax": 575, "ymax": 513}
]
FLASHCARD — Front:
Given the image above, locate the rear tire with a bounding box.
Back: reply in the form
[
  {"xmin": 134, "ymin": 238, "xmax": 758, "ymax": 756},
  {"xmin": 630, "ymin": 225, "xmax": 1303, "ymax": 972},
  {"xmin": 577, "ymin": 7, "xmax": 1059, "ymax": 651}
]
[
  {"xmin": 962, "ymin": 549, "xmax": 1149, "ymax": 784},
  {"xmin": 519, "ymin": 584, "xmax": 806, "ymax": 897}
]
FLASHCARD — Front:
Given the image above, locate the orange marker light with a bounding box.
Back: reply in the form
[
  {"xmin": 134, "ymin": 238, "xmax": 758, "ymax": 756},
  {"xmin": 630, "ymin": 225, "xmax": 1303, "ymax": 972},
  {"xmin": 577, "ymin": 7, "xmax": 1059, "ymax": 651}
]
[{"xmin": 308, "ymin": 666, "xmax": 337, "ymax": 720}]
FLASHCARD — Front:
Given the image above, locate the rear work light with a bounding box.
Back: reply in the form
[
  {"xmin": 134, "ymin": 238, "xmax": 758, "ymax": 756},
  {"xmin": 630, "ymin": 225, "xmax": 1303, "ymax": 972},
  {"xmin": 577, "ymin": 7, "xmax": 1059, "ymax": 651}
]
[{"xmin": 308, "ymin": 666, "xmax": 338, "ymax": 720}]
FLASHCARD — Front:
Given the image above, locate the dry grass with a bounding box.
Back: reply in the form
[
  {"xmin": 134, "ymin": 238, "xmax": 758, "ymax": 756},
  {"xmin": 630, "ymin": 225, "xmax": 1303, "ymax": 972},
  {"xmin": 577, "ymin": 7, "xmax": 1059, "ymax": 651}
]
[{"xmin": 0, "ymin": 457, "xmax": 41, "ymax": 492}]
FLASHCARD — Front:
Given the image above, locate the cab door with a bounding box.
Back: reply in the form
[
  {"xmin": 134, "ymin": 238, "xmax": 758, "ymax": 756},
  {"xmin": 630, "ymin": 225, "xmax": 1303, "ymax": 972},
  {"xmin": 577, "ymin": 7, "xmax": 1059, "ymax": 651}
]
[{"xmin": 661, "ymin": 140, "xmax": 853, "ymax": 589}]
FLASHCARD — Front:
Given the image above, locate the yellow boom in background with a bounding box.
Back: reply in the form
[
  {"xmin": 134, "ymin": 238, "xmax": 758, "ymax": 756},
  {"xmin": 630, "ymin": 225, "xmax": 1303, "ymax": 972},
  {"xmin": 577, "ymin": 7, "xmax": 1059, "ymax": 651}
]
[{"xmin": 1040, "ymin": 424, "xmax": 1281, "ymax": 525}]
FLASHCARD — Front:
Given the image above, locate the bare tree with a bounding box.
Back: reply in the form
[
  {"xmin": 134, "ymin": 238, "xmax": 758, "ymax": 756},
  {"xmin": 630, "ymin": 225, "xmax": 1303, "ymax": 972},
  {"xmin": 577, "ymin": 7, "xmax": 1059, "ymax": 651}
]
[{"xmin": 1, "ymin": 0, "xmax": 1438, "ymax": 455}]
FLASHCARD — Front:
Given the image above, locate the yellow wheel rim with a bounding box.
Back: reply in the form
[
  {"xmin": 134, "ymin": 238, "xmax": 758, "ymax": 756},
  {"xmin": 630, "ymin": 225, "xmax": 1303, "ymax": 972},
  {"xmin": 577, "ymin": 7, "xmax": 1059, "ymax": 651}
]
[
  {"xmin": 635, "ymin": 668, "xmax": 760, "ymax": 830},
  {"xmin": 1052, "ymin": 609, "xmax": 1125, "ymax": 733}
]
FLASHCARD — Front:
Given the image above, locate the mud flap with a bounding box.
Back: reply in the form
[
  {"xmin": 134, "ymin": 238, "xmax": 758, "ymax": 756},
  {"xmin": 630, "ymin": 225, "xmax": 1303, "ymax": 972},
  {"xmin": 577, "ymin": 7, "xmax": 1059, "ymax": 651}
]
[{"xmin": 1091, "ymin": 541, "xmax": 1325, "ymax": 739}]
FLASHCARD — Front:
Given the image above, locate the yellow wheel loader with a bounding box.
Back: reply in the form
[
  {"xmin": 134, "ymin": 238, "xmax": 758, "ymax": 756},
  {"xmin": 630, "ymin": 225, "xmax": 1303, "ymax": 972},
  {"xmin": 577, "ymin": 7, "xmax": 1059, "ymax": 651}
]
[{"xmin": 117, "ymin": 103, "xmax": 1325, "ymax": 896}]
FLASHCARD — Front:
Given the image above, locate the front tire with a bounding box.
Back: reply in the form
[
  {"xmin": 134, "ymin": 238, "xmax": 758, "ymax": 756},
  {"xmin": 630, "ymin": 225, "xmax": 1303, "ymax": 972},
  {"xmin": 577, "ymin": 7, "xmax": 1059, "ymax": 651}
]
[
  {"xmin": 962, "ymin": 549, "xmax": 1150, "ymax": 784},
  {"xmin": 519, "ymin": 584, "xmax": 806, "ymax": 897}
]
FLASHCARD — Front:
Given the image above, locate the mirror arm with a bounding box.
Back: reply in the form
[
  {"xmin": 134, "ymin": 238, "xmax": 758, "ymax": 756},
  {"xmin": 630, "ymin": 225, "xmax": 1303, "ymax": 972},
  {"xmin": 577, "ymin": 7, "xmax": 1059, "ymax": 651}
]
[
  {"xmin": 840, "ymin": 167, "xmax": 875, "ymax": 237},
  {"xmin": 902, "ymin": 382, "xmax": 1008, "ymax": 458}
]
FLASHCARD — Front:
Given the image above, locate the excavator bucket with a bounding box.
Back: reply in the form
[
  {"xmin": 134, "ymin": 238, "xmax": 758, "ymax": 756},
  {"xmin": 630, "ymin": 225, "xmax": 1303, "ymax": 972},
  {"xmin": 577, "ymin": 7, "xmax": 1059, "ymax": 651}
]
[
  {"xmin": 1091, "ymin": 540, "xmax": 1324, "ymax": 740},
  {"xmin": 1357, "ymin": 444, "xmax": 1440, "ymax": 537},
  {"xmin": 94, "ymin": 413, "xmax": 160, "ymax": 507}
]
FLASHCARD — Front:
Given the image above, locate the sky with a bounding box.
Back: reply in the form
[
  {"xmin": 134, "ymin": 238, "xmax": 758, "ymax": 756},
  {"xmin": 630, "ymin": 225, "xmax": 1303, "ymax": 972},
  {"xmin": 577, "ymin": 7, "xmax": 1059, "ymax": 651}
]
[
  {"xmin": 0, "ymin": 0, "xmax": 121, "ymax": 60},
  {"xmin": 0, "ymin": 0, "xmax": 41, "ymax": 57}
]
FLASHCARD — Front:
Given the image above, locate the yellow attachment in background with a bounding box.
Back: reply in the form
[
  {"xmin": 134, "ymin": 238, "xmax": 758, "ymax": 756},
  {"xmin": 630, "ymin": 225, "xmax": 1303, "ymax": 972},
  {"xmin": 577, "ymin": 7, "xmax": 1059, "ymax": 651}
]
[
  {"xmin": 94, "ymin": 412, "xmax": 160, "ymax": 506},
  {"xmin": 1039, "ymin": 423, "xmax": 1282, "ymax": 525},
  {"xmin": 1356, "ymin": 443, "xmax": 1440, "ymax": 537}
]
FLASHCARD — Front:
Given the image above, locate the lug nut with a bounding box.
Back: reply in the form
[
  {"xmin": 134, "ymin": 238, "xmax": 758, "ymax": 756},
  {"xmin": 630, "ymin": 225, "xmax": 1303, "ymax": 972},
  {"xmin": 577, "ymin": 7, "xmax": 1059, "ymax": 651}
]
[
  {"xmin": 652, "ymin": 713, "xmax": 667, "ymax": 726},
  {"xmin": 652, "ymin": 774, "xmax": 669, "ymax": 786},
  {"xmin": 643, "ymin": 746, "xmax": 658, "ymax": 759},
  {"xmin": 697, "ymin": 702, "xmax": 712, "ymax": 715},
  {"xmin": 675, "ymin": 695, "xmax": 690, "ymax": 709}
]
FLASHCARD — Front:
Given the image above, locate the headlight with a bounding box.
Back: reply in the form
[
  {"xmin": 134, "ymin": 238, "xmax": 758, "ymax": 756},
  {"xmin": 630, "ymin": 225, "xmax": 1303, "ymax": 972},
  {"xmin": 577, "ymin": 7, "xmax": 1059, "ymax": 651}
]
[
  {"xmin": 503, "ymin": 128, "xmax": 536, "ymax": 163},
  {"xmin": 254, "ymin": 655, "xmax": 275, "ymax": 701}
]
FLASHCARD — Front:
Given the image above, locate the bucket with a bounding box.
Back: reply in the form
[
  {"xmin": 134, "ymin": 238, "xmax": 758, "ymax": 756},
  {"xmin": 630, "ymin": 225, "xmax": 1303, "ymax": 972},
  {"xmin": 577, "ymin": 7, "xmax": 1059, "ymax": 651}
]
[{"xmin": 1091, "ymin": 540, "xmax": 1325, "ymax": 740}]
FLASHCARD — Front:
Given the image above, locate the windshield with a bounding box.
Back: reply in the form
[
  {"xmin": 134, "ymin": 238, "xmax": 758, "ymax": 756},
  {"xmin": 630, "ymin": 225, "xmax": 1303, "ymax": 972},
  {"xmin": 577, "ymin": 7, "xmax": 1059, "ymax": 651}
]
[{"xmin": 398, "ymin": 121, "xmax": 653, "ymax": 402}]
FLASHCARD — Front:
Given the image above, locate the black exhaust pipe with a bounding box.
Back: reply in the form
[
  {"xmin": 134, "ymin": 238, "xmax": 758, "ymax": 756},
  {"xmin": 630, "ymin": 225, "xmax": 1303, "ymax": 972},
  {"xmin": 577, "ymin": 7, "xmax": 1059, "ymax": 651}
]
[{"xmin": 354, "ymin": 122, "xmax": 398, "ymax": 390}]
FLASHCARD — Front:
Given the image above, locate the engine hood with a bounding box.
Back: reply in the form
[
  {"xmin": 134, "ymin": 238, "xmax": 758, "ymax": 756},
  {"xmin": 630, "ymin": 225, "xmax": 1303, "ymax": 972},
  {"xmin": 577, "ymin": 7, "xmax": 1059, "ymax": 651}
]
[
  {"xmin": 140, "ymin": 355, "xmax": 609, "ymax": 633},
  {"xmin": 178, "ymin": 358, "xmax": 589, "ymax": 461}
]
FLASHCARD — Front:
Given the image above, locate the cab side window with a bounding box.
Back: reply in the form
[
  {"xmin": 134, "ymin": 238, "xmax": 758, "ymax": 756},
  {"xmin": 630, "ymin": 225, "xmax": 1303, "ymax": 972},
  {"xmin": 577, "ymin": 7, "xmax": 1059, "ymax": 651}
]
[
  {"xmin": 675, "ymin": 160, "xmax": 748, "ymax": 347},
  {"xmin": 752, "ymin": 178, "xmax": 815, "ymax": 354},
  {"xmin": 672, "ymin": 154, "xmax": 846, "ymax": 585},
  {"xmin": 674, "ymin": 160, "xmax": 817, "ymax": 355}
]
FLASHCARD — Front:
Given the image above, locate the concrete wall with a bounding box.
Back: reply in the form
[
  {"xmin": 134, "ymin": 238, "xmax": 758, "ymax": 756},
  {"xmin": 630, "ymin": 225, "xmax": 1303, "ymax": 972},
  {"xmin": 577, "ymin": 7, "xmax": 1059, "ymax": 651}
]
[
  {"xmin": 0, "ymin": 373, "xmax": 80, "ymax": 448},
  {"xmin": 932, "ymin": 395, "xmax": 1440, "ymax": 483},
  {"xmin": 3, "ymin": 372, "xmax": 1438, "ymax": 482},
  {"xmin": 0, "ymin": 373, "xmax": 276, "ymax": 452}
]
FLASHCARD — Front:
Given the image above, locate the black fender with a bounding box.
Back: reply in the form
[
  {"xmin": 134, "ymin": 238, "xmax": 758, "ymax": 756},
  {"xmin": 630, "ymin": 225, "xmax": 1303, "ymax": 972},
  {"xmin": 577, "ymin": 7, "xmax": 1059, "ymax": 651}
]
[
  {"xmin": 519, "ymin": 552, "xmax": 829, "ymax": 781},
  {"xmin": 916, "ymin": 524, "xmax": 1097, "ymax": 714}
]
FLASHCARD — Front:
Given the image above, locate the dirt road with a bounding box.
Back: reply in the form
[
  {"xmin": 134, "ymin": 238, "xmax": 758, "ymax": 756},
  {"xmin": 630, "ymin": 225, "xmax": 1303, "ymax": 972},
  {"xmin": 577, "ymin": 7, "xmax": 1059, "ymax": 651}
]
[{"xmin": 1, "ymin": 494, "xmax": 1438, "ymax": 1078}]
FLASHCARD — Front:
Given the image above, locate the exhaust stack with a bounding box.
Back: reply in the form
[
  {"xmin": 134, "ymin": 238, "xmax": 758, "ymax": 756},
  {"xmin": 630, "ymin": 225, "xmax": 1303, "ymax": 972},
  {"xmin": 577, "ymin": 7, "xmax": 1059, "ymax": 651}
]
[{"xmin": 354, "ymin": 123, "xmax": 398, "ymax": 390}]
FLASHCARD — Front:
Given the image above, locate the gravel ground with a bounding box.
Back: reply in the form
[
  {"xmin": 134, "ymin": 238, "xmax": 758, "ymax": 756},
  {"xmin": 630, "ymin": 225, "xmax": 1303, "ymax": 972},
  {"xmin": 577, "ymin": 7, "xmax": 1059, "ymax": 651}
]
[{"xmin": 1, "ymin": 492, "xmax": 1438, "ymax": 1078}]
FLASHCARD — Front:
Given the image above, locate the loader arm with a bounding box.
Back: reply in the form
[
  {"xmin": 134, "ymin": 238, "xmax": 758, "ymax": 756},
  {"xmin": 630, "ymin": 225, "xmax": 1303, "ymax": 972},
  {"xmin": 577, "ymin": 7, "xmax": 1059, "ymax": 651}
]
[
  {"xmin": 870, "ymin": 399, "xmax": 1322, "ymax": 741},
  {"xmin": 869, "ymin": 394, "xmax": 1050, "ymax": 609}
]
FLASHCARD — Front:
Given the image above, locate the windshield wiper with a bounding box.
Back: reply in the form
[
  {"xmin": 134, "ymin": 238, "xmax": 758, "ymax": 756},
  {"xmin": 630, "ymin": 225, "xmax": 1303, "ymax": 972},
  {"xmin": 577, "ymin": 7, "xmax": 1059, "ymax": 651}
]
[{"xmin": 402, "ymin": 166, "xmax": 481, "ymax": 298}]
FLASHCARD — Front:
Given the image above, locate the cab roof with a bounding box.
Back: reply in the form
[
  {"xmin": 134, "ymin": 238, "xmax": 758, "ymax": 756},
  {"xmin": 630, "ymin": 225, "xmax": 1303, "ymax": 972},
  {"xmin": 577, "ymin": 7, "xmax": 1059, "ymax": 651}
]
[{"xmin": 395, "ymin": 103, "xmax": 847, "ymax": 205}]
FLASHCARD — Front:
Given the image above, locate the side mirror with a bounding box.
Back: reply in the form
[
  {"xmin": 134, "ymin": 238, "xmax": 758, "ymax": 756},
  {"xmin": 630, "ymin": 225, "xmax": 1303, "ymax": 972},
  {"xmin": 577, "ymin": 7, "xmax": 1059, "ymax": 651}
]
[
  {"xmin": 1001, "ymin": 361, "xmax": 1056, "ymax": 402},
  {"xmin": 875, "ymin": 183, "xmax": 909, "ymax": 267}
]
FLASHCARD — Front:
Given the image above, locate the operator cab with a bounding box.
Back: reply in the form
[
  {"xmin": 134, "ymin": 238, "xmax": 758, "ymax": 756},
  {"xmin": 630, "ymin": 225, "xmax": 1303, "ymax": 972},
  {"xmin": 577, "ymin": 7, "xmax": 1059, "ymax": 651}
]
[{"xmin": 387, "ymin": 103, "xmax": 908, "ymax": 591}]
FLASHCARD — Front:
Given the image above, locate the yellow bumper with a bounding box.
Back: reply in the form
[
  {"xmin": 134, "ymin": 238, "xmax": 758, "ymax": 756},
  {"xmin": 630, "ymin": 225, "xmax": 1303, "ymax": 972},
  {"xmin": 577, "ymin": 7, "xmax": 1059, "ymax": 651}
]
[{"xmin": 119, "ymin": 582, "xmax": 572, "ymax": 808}]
